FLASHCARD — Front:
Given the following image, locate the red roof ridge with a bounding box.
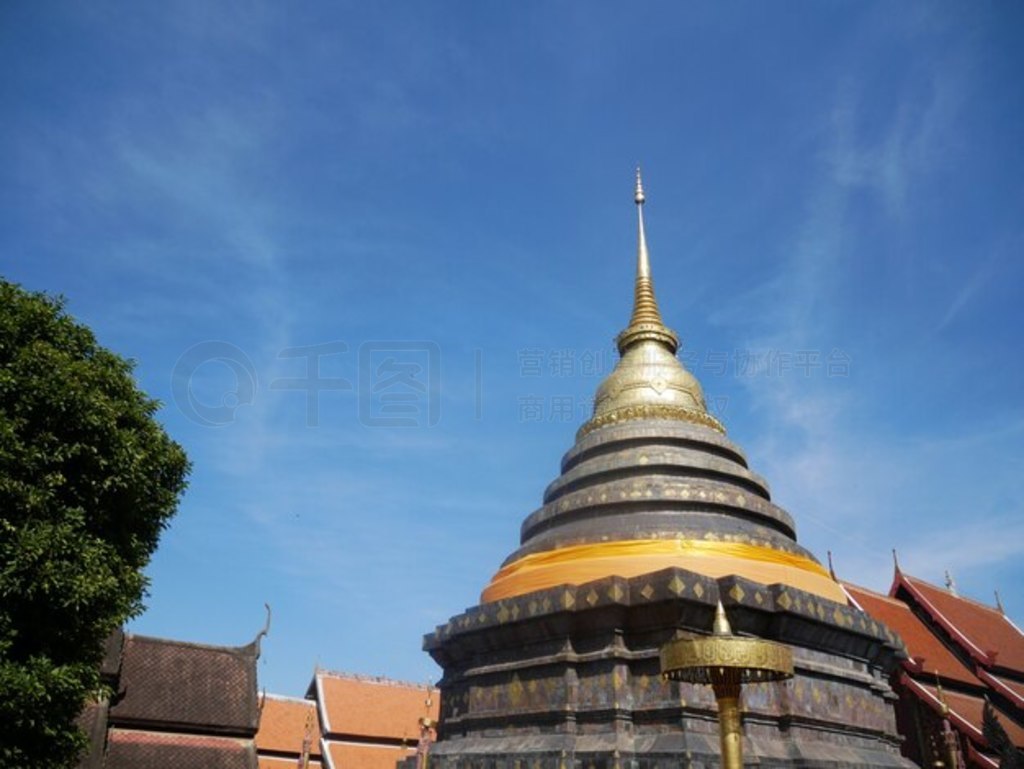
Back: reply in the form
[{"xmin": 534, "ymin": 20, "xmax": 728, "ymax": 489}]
[
  {"xmin": 895, "ymin": 572, "xmax": 994, "ymax": 665},
  {"xmin": 125, "ymin": 632, "xmax": 256, "ymax": 655},
  {"xmin": 262, "ymin": 693, "xmax": 315, "ymax": 705},
  {"xmin": 843, "ymin": 582, "xmax": 908, "ymax": 608},
  {"xmin": 903, "ymin": 574, "xmax": 1004, "ymax": 615},
  {"xmin": 977, "ymin": 669, "xmax": 1024, "ymax": 709},
  {"xmin": 315, "ymin": 670, "xmax": 432, "ymax": 690}
]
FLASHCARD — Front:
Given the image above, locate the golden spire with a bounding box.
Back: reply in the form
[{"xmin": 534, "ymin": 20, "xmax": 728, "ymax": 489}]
[
  {"xmin": 616, "ymin": 168, "xmax": 680, "ymax": 354},
  {"xmin": 578, "ymin": 170, "xmax": 725, "ymax": 437}
]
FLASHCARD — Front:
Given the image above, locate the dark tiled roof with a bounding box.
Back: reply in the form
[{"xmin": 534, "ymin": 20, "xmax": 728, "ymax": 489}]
[
  {"xmin": 75, "ymin": 701, "xmax": 109, "ymax": 769},
  {"xmin": 105, "ymin": 729, "xmax": 257, "ymax": 769},
  {"xmin": 109, "ymin": 634, "xmax": 259, "ymax": 734},
  {"xmin": 899, "ymin": 574, "xmax": 1024, "ymax": 673},
  {"xmin": 844, "ymin": 583, "xmax": 980, "ymax": 687}
]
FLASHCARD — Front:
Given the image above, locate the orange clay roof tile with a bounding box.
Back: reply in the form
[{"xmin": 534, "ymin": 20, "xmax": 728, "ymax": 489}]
[
  {"xmin": 316, "ymin": 673, "xmax": 438, "ymax": 741},
  {"xmin": 255, "ymin": 696, "xmax": 322, "ymax": 757},
  {"xmin": 258, "ymin": 757, "xmax": 322, "ymax": 769},
  {"xmin": 323, "ymin": 741, "xmax": 417, "ymax": 769}
]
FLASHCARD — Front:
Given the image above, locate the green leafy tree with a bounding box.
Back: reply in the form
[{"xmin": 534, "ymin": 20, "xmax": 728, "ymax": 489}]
[
  {"xmin": 0, "ymin": 280, "xmax": 190, "ymax": 767},
  {"xmin": 984, "ymin": 700, "xmax": 1024, "ymax": 769}
]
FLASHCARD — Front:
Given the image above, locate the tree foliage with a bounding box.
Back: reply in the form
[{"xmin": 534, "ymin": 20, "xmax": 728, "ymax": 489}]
[
  {"xmin": 984, "ymin": 700, "xmax": 1024, "ymax": 769},
  {"xmin": 0, "ymin": 280, "xmax": 190, "ymax": 767}
]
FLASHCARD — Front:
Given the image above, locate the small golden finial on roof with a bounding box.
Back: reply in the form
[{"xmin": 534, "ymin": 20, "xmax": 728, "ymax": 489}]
[
  {"xmin": 934, "ymin": 671, "xmax": 950, "ymax": 716},
  {"xmin": 995, "ymin": 590, "xmax": 1005, "ymax": 614},
  {"xmin": 712, "ymin": 600, "xmax": 734, "ymax": 637},
  {"xmin": 892, "ymin": 549, "xmax": 901, "ymax": 572},
  {"xmin": 616, "ymin": 168, "xmax": 679, "ymax": 354},
  {"xmin": 945, "ymin": 570, "xmax": 958, "ymax": 596}
]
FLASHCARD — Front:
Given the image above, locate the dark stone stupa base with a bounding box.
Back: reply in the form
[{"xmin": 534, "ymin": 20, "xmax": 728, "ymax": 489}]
[{"xmin": 425, "ymin": 568, "xmax": 914, "ymax": 769}]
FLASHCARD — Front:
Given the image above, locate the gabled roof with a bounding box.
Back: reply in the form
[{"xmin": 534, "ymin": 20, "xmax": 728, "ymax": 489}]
[
  {"xmin": 894, "ymin": 572, "xmax": 1024, "ymax": 673},
  {"xmin": 322, "ymin": 741, "xmax": 416, "ymax": 769},
  {"xmin": 314, "ymin": 672, "xmax": 437, "ymax": 741},
  {"xmin": 843, "ymin": 583, "xmax": 981, "ymax": 687},
  {"xmin": 255, "ymin": 695, "xmax": 322, "ymax": 757},
  {"xmin": 904, "ymin": 677, "xmax": 1024, "ymax": 749},
  {"xmin": 108, "ymin": 634, "xmax": 260, "ymax": 735}
]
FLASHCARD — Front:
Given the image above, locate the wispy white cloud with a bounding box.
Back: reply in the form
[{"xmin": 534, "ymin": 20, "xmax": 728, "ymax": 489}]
[
  {"xmin": 826, "ymin": 54, "xmax": 967, "ymax": 220},
  {"xmin": 704, "ymin": 33, "xmax": 1024, "ymax": 601}
]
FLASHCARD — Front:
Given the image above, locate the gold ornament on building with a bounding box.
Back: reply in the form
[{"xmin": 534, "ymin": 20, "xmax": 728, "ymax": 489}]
[{"xmin": 660, "ymin": 601, "xmax": 794, "ymax": 769}]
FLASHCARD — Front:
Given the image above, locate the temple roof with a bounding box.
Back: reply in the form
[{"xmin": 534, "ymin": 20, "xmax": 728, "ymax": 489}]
[
  {"xmin": 254, "ymin": 695, "xmax": 321, "ymax": 758},
  {"xmin": 104, "ymin": 728, "xmax": 257, "ymax": 769},
  {"xmin": 843, "ymin": 582, "xmax": 981, "ymax": 688},
  {"xmin": 77, "ymin": 629, "xmax": 262, "ymax": 769},
  {"xmin": 980, "ymin": 671, "xmax": 1024, "ymax": 709},
  {"xmin": 108, "ymin": 634, "xmax": 260, "ymax": 735},
  {"xmin": 313, "ymin": 671, "xmax": 437, "ymax": 740},
  {"xmin": 895, "ymin": 572, "xmax": 1024, "ymax": 673},
  {"xmin": 905, "ymin": 679, "xmax": 1024, "ymax": 749},
  {"xmin": 322, "ymin": 742, "xmax": 414, "ymax": 769},
  {"xmin": 258, "ymin": 757, "xmax": 322, "ymax": 769},
  {"xmin": 844, "ymin": 567, "xmax": 1024, "ymax": 764}
]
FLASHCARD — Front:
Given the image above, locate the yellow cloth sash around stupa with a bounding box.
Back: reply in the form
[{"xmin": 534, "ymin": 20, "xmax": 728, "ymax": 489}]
[{"xmin": 481, "ymin": 538, "xmax": 846, "ymax": 604}]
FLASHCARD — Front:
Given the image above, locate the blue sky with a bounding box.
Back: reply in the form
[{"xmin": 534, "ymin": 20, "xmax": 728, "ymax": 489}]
[{"xmin": 2, "ymin": 3, "xmax": 1023, "ymax": 696}]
